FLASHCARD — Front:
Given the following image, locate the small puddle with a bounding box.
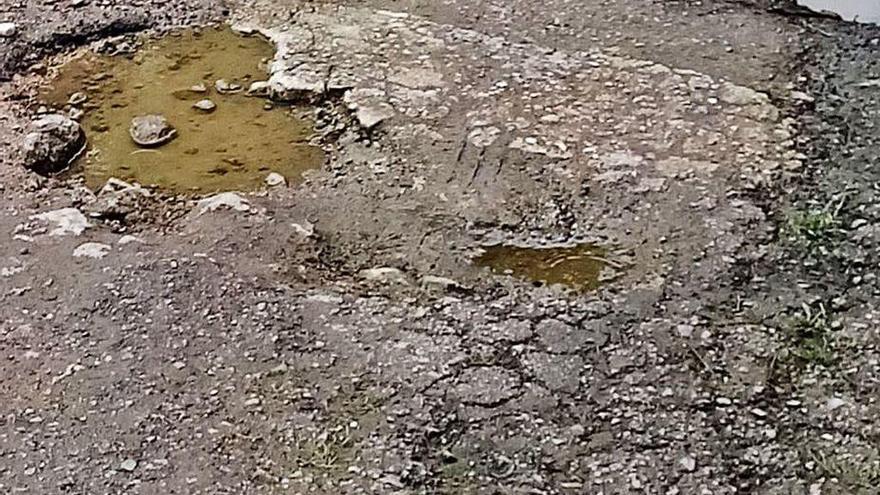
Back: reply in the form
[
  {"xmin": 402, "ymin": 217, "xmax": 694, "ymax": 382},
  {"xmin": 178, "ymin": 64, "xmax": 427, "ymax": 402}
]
[
  {"xmin": 474, "ymin": 244, "xmax": 612, "ymax": 292},
  {"xmin": 40, "ymin": 27, "xmax": 324, "ymax": 194},
  {"xmin": 797, "ymin": 0, "xmax": 880, "ymax": 23}
]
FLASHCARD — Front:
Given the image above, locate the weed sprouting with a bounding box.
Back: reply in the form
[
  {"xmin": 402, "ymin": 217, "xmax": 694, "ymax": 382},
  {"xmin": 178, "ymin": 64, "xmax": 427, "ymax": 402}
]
[
  {"xmin": 809, "ymin": 448, "xmax": 880, "ymax": 493},
  {"xmin": 785, "ymin": 302, "xmax": 837, "ymax": 367},
  {"xmin": 784, "ymin": 197, "xmax": 845, "ymax": 249}
]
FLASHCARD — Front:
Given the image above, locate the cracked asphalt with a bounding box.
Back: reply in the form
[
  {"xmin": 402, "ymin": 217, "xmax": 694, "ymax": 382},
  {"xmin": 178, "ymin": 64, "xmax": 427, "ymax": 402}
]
[{"xmin": 2, "ymin": 0, "xmax": 880, "ymax": 494}]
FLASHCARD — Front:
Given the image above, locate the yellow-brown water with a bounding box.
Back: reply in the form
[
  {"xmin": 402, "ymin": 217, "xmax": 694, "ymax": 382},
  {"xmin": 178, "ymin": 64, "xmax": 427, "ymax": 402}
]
[
  {"xmin": 41, "ymin": 27, "xmax": 323, "ymax": 194},
  {"xmin": 475, "ymin": 244, "xmax": 608, "ymax": 291}
]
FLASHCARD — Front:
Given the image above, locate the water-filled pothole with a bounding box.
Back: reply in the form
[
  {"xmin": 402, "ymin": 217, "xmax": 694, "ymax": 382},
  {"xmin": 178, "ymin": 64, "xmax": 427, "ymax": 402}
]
[
  {"xmin": 797, "ymin": 0, "xmax": 880, "ymax": 23},
  {"xmin": 40, "ymin": 27, "xmax": 324, "ymax": 194},
  {"xmin": 475, "ymin": 244, "xmax": 614, "ymax": 292}
]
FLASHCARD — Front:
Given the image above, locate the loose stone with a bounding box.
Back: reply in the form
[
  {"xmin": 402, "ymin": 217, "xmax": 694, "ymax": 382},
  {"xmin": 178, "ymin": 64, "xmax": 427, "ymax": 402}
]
[
  {"xmin": 68, "ymin": 92, "xmax": 87, "ymax": 106},
  {"xmin": 192, "ymin": 99, "xmax": 217, "ymax": 113},
  {"xmin": 73, "ymin": 242, "xmax": 111, "ymax": 259},
  {"xmin": 22, "ymin": 114, "xmax": 85, "ymax": 174},
  {"xmin": 0, "ymin": 22, "xmax": 16, "ymax": 38},
  {"xmin": 129, "ymin": 114, "xmax": 176, "ymax": 147},
  {"xmin": 215, "ymin": 79, "xmax": 242, "ymax": 94},
  {"xmin": 264, "ymin": 172, "xmax": 286, "ymax": 187}
]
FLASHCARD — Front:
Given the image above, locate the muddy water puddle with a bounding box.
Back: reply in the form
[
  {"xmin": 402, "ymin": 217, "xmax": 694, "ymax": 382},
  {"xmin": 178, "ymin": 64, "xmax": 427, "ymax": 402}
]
[
  {"xmin": 41, "ymin": 27, "xmax": 323, "ymax": 194},
  {"xmin": 798, "ymin": 0, "xmax": 880, "ymax": 23},
  {"xmin": 475, "ymin": 244, "xmax": 614, "ymax": 292}
]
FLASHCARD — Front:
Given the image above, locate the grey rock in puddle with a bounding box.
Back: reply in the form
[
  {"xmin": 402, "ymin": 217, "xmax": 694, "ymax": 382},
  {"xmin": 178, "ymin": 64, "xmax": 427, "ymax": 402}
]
[
  {"xmin": 22, "ymin": 113, "xmax": 85, "ymax": 175},
  {"xmin": 172, "ymin": 84, "xmax": 207, "ymax": 100},
  {"xmin": 215, "ymin": 79, "xmax": 242, "ymax": 94},
  {"xmin": 129, "ymin": 114, "xmax": 176, "ymax": 147},
  {"xmin": 264, "ymin": 172, "xmax": 286, "ymax": 187},
  {"xmin": 68, "ymin": 92, "xmax": 87, "ymax": 106},
  {"xmin": 192, "ymin": 99, "xmax": 216, "ymax": 113},
  {"xmin": 246, "ymin": 81, "xmax": 270, "ymax": 97}
]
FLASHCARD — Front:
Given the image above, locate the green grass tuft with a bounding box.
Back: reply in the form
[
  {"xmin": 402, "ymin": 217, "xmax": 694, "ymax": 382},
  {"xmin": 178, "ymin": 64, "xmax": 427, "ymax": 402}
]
[{"xmin": 785, "ymin": 302, "xmax": 837, "ymax": 367}]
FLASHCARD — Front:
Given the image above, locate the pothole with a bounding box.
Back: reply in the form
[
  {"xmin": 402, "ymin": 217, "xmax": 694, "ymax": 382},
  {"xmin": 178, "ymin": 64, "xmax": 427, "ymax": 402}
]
[
  {"xmin": 39, "ymin": 26, "xmax": 324, "ymax": 194},
  {"xmin": 474, "ymin": 244, "xmax": 618, "ymax": 292}
]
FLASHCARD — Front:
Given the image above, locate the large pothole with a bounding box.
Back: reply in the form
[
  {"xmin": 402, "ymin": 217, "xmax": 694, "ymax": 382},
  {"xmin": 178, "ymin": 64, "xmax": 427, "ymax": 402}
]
[{"xmin": 39, "ymin": 26, "xmax": 324, "ymax": 194}]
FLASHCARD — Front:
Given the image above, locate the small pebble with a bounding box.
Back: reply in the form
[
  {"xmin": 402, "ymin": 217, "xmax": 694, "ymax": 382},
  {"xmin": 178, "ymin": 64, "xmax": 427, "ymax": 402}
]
[
  {"xmin": 215, "ymin": 79, "xmax": 242, "ymax": 94},
  {"xmin": 193, "ymin": 99, "xmax": 217, "ymax": 113},
  {"xmin": 679, "ymin": 455, "xmax": 696, "ymax": 472},
  {"xmin": 119, "ymin": 459, "xmax": 137, "ymax": 472},
  {"xmin": 0, "ymin": 22, "xmax": 17, "ymax": 38},
  {"xmin": 68, "ymin": 92, "xmax": 87, "ymax": 106},
  {"xmin": 265, "ymin": 172, "xmax": 287, "ymax": 187}
]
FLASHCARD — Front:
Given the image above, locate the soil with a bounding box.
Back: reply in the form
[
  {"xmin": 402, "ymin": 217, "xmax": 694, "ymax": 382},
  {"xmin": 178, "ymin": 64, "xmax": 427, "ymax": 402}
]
[{"xmin": 1, "ymin": 0, "xmax": 879, "ymax": 494}]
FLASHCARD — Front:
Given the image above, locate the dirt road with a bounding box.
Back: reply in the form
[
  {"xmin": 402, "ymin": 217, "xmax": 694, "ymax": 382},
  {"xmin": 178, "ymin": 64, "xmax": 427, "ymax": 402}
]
[{"xmin": 2, "ymin": 0, "xmax": 879, "ymax": 493}]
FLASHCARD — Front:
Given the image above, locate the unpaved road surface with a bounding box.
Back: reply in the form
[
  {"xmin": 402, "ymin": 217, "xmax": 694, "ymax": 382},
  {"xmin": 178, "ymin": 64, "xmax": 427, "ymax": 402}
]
[{"xmin": 2, "ymin": 0, "xmax": 880, "ymax": 494}]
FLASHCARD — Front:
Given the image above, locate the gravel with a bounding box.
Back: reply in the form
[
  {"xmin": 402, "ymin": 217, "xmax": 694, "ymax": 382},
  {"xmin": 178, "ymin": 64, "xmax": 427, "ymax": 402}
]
[{"xmin": 1, "ymin": 0, "xmax": 877, "ymax": 494}]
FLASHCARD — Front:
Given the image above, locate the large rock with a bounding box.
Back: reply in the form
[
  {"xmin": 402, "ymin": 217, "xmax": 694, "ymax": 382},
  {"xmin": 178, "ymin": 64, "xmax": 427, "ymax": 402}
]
[
  {"xmin": 195, "ymin": 192, "xmax": 250, "ymax": 215},
  {"xmin": 268, "ymin": 64, "xmax": 328, "ymax": 101},
  {"xmin": 73, "ymin": 242, "xmax": 111, "ymax": 259},
  {"xmin": 30, "ymin": 208, "xmax": 91, "ymax": 236},
  {"xmin": 129, "ymin": 114, "xmax": 176, "ymax": 147},
  {"xmin": 84, "ymin": 177, "xmax": 152, "ymax": 220},
  {"xmin": 22, "ymin": 114, "xmax": 85, "ymax": 175}
]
